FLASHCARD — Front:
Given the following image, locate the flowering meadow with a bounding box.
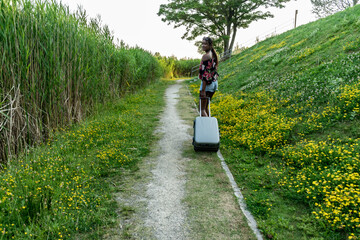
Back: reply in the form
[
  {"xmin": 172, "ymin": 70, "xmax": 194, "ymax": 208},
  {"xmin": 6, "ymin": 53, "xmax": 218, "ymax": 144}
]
[
  {"xmin": 0, "ymin": 81, "xmax": 169, "ymax": 239},
  {"xmin": 190, "ymin": 4, "xmax": 360, "ymax": 239}
]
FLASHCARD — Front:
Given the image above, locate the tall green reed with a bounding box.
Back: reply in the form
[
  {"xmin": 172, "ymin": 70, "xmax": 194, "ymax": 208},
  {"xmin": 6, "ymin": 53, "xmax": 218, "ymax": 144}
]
[
  {"xmin": 156, "ymin": 55, "xmax": 200, "ymax": 79},
  {"xmin": 0, "ymin": 0, "xmax": 162, "ymax": 163}
]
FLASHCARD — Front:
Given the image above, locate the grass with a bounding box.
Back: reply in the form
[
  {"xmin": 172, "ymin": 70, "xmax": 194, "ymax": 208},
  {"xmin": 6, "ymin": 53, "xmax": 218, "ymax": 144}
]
[
  {"xmin": 187, "ymin": 4, "xmax": 360, "ymax": 239},
  {"xmin": 0, "ymin": 79, "xmax": 171, "ymax": 239},
  {"xmin": 177, "ymin": 83, "xmax": 257, "ymax": 240}
]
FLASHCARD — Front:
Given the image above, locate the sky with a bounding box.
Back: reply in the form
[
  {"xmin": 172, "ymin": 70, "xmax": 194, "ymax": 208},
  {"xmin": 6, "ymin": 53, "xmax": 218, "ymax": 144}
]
[{"xmin": 58, "ymin": 0, "xmax": 317, "ymax": 59}]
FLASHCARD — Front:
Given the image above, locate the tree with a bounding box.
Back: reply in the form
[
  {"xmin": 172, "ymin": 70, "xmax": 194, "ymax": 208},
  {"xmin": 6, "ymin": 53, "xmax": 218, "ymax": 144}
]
[
  {"xmin": 311, "ymin": 0, "xmax": 359, "ymax": 18},
  {"xmin": 158, "ymin": 0, "xmax": 291, "ymax": 53}
]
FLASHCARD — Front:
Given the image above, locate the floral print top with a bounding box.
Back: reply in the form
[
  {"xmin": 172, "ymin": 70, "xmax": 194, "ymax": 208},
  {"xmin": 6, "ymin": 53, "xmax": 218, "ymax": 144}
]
[{"xmin": 199, "ymin": 58, "xmax": 219, "ymax": 85}]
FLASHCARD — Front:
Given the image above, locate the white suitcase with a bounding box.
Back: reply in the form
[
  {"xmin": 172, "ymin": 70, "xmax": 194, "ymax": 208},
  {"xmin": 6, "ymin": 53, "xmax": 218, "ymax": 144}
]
[{"xmin": 192, "ymin": 97, "xmax": 220, "ymax": 152}]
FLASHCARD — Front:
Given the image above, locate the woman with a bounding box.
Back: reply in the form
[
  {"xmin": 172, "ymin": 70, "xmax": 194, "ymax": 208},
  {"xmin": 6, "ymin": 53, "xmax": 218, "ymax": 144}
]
[{"xmin": 199, "ymin": 36, "xmax": 219, "ymax": 117}]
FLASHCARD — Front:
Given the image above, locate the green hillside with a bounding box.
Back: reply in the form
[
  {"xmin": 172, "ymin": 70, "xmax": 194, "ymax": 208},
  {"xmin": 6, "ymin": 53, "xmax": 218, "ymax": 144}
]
[{"xmin": 190, "ymin": 5, "xmax": 360, "ymax": 239}]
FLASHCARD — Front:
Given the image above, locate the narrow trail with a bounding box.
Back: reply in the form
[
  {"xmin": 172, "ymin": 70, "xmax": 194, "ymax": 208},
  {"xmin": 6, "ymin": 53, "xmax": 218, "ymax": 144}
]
[
  {"xmin": 145, "ymin": 81, "xmax": 190, "ymax": 239},
  {"xmin": 111, "ymin": 80, "xmax": 259, "ymax": 240}
]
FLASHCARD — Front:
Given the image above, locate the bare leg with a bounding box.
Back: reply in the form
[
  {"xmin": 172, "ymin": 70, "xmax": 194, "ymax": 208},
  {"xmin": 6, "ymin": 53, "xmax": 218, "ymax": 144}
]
[
  {"xmin": 205, "ymin": 92, "xmax": 215, "ymax": 116},
  {"xmin": 200, "ymin": 98, "xmax": 208, "ymax": 117},
  {"xmin": 205, "ymin": 100, "xmax": 210, "ymax": 116}
]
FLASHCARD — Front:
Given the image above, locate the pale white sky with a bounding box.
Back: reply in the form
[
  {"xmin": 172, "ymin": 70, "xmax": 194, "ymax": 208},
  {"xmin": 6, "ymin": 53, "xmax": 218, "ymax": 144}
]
[{"xmin": 59, "ymin": 0, "xmax": 317, "ymax": 59}]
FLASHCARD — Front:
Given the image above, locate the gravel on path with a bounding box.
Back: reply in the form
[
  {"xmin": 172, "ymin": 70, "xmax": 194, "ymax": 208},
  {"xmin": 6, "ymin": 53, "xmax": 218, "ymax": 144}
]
[{"xmin": 145, "ymin": 81, "xmax": 191, "ymax": 240}]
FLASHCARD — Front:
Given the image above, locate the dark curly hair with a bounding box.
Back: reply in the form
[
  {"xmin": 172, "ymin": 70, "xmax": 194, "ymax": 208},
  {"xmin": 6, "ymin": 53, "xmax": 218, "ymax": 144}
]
[{"xmin": 203, "ymin": 37, "xmax": 218, "ymax": 67}]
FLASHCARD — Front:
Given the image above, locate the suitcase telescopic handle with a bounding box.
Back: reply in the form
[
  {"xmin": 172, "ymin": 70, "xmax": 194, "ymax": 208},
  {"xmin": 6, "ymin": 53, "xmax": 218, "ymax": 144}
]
[{"xmin": 199, "ymin": 97, "xmax": 211, "ymax": 117}]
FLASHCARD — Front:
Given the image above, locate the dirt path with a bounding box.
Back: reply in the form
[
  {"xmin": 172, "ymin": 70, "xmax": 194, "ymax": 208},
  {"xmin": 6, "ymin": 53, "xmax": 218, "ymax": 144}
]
[
  {"xmin": 109, "ymin": 80, "xmax": 258, "ymax": 240},
  {"xmin": 144, "ymin": 82, "xmax": 190, "ymax": 239}
]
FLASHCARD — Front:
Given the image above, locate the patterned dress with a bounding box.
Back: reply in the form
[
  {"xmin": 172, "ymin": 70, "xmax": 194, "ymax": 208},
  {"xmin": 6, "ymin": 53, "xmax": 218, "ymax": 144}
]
[{"xmin": 199, "ymin": 58, "xmax": 219, "ymax": 84}]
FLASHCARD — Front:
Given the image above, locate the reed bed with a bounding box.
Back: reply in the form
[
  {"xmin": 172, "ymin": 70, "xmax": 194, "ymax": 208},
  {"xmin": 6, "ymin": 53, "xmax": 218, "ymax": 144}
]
[
  {"xmin": 156, "ymin": 55, "xmax": 200, "ymax": 79},
  {"xmin": 0, "ymin": 0, "xmax": 162, "ymax": 164}
]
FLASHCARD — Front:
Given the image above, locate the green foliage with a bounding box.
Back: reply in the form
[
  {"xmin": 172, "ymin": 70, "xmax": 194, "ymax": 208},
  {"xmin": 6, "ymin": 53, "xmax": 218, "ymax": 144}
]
[
  {"xmin": 0, "ymin": 80, "xmax": 170, "ymax": 239},
  {"xmin": 155, "ymin": 54, "xmax": 200, "ymax": 79},
  {"xmin": 158, "ymin": 0, "xmax": 291, "ymax": 53},
  {"xmin": 174, "ymin": 58, "xmax": 200, "ymax": 77},
  {"xmin": 311, "ymin": 0, "xmax": 359, "ymax": 18},
  {"xmin": 0, "ymin": 0, "xmax": 163, "ymax": 163},
  {"xmin": 188, "ymin": 4, "xmax": 360, "ymax": 239}
]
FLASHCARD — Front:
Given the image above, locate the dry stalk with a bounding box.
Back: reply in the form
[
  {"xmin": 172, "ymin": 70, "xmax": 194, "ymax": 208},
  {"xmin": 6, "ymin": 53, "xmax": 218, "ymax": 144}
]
[{"xmin": 0, "ymin": 86, "xmax": 41, "ymax": 164}]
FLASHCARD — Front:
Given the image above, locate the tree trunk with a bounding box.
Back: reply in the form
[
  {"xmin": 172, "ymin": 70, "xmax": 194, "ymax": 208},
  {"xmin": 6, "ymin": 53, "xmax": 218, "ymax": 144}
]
[
  {"xmin": 223, "ymin": 37, "xmax": 229, "ymax": 53},
  {"xmin": 229, "ymin": 24, "xmax": 237, "ymax": 53},
  {"xmin": 223, "ymin": 20, "xmax": 231, "ymax": 53}
]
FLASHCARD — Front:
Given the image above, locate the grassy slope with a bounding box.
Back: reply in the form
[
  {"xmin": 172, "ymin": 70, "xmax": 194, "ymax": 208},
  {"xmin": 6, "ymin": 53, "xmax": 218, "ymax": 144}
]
[
  {"xmin": 177, "ymin": 83, "xmax": 257, "ymax": 240},
  {"xmin": 189, "ymin": 5, "xmax": 360, "ymax": 240},
  {"xmin": 0, "ymin": 80, "xmax": 170, "ymax": 239}
]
